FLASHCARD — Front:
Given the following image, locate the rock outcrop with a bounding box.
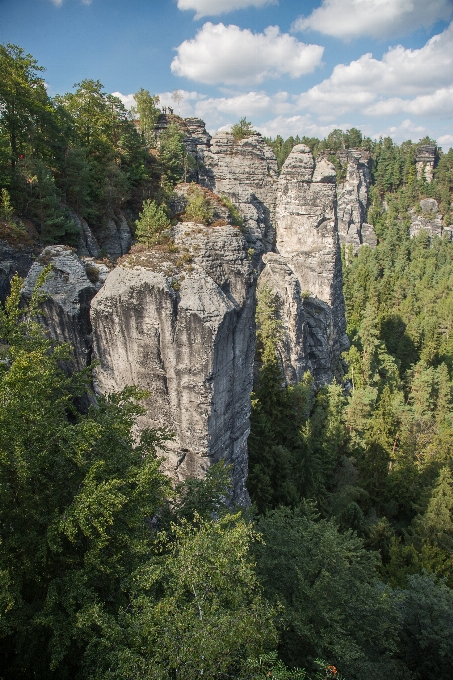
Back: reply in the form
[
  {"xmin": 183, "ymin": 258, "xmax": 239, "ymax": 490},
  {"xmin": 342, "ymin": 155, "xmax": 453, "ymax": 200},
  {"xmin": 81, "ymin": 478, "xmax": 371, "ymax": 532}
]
[
  {"xmin": 22, "ymin": 245, "xmax": 99, "ymax": 370},
  {"xmin": 269, "ymin": 144, "xmax": 349, "ymax": 383},
  {"xmin": 155, "ymin": 113, "xmax": 212, "ymax": 182},
  {"xmin": 0, "ymin": 240, "xmax": 37, "ymax": 303},
  {"xmin": 199, "ymin": 132, "xmax": 279, "ymax": 258},
  {"xmin": 336, "ymin": 149, "xmax": 376, "ymax": 250},
  {"xmin": 91, "ymin": 223, "xmax": 254, "ymax": 504},
  {"xmin": 416, "ymin": 145, "xmax": 437, "ymax": 183},
  {"xmin": 410, "ymin": 198, "xmax": 452, "ymax": 240},
  {"xmin": 96, "ymin": 212, "xmax": 132, "ymax": 262},
  {"xmin": 72, "ymin": 212, "xmax": 101, "ymax": 259}
]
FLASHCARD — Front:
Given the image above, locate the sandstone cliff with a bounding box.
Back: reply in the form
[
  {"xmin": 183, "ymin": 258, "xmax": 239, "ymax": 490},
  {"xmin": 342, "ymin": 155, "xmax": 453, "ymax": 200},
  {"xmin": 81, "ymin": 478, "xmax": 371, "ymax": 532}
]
[
  {"xmin": 410, "ymin": 198, "xmax": 453, "ymax": 240},
  {"xmin": 416, "ymin": 144, "xmax": 437, "ymax": 183},
  {"xmin": 21, "ymin": 245, "xmax": 105, "ymax": 371},
  {"xmin": 199, "ymin": 132, "xmax": 279, "ymax": 257},
  {"xmin": 267, "ymin": 144, "xmax": 349, "ymax": 383},
  {"xmin": 336, "ymin": 149, "xmax": 376, "ymax": 250},
  {"xmin": 91, "ymin": 223, "xmax": 254, "ymax": 504}
]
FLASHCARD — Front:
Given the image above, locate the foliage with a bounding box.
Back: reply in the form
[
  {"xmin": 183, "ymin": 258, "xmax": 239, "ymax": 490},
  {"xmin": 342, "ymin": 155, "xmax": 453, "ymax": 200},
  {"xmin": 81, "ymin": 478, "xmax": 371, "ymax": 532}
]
[
  {"xmin": 255, "ymin": 505, "xmax": 404, "ymax": 680},
  {"xmin": 158, "ymin": 122, "xmax": 185, "ymax": 186},
  {"xmin": 184, "ymin": 183, "xmax": 214, "ymax": 225},
  {"xmin": 221, "ymin": 193, "xmax": 244, "ymax": 228},
  {"xmin": 131, "ymin": 88, "xmax": 160, "ymax": 148},
  {"xmin": 0, "ymin": 188, "xmax": 14, "ymax": 221},
  {"xmin": 0, "ymin": 276, "xmax": 277, "ymax": 679},
  {"xmin": 231, "ymin": 117, "xmax": 256, "ymax": 141},
  {"xmin": 134, "ymin": 198, "xmax": 170, "ymax": 247}
]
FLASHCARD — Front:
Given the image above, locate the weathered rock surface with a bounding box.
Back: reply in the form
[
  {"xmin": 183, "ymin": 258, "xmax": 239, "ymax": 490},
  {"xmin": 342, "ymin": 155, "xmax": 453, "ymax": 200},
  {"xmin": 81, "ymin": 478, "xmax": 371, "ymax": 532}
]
[
  {"xmin": 258, "ymin": 252, "xmax": 345, "ymax": 385},
  {"xmin": 199, "ymin": 132, "xmax": 279, "ymax": 257},
  {"xmin": 22, "ymin": 245, "xmax": 97, "ymax": 370},
  {"xmin": 0, "ymin": 240, "xmax": 37, "ymax": 303},
  {"xmin": 155, "ymin": 113, "xmax": 212, "ymax": 182},
  {"xmin": 416, "ymin": 144, "xmax": 437, "ymax": 182},
  {"xmin": 272, "ymin": 144, "xmax": 349, "ymax": 383},
  {"xmin": 96, "ymin": 213, "xmax": 132, "ymax": 262},
  {"xmin": 410, "ymin": 198, "xmax": 452, "ymax": 239},
  {"xmin": 336, "ymin": 149, "xmax": 376, "ymax": 250},
  {"xmin": 91, "ymin": 223, "xmax": 254, "ymax": 504},
  {"xmin": 72, "ymin": 212, "xmax": 101, "ymax": 259}
]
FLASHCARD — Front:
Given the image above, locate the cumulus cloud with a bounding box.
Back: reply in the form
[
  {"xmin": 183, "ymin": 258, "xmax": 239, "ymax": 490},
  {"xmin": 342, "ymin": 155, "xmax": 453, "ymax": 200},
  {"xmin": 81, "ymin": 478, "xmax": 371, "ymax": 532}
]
[
  {"xmin": 177, "ymin": 0, "xmax": 277, "ymax": 19},
  {"xmin": 438, "ymin": 133, "xmax": 453, "ymax": 149},
  {"xmin": 294, "ymin": 22, "xmax": 453, "ymax": 115},
  {"xmin": 171, "ymin": 23, "xmax": 324, "ymax": 85},
  {"xmin": 364, "ymin": 86, "xmax": 453, "ymax": 116},
  {"xmin": 292, "ymin": 0, "xmax": 453, "ymax": 40}
]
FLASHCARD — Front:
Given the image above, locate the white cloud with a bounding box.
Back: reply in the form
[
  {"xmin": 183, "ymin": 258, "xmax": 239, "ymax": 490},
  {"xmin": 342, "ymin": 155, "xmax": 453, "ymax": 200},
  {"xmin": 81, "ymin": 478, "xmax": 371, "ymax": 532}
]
[
  {"xmin": 171, "ymin": 23, "xmax": 324, "ymax": 85},
  {"xmin": 292, "ymin": 0, "xmax": 453, "ymax": 40},
  {"xmin": 177, "ymin": 0, "xmax": 277, "ymax": 19},
  {"xmin": 438, "ymin": 133, "xmax": 453, "ymax": 149},
  {"xmin": 255, "ymin": 114, "xmax": 344, "ymax": 139},
  {"xmin": 364, "ymin": 86, "xmax": 453, "ymax": 116},
  {"xmin": 50, "ymin": 0, "xmax": 63, "ymax": 6},
  {"xmin": 294, "ymin": 22, "xmax": 453, "ymax": 115}
]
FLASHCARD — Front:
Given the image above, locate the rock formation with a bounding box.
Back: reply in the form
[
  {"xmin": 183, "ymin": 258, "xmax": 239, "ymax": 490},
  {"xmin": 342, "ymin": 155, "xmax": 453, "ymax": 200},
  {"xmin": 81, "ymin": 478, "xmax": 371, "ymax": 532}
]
[
  {"xmin": 410, "ymin": 198, "xmax": 452, "ymax": 240},
  {"xmin": 199, "ymin": 132, "xmax": 279, "ymax": 257},
  {"xmin": 336, "ymin": 149, "xmax": 376, "ymax": 250},
  {"xmin": 416, "ymin": 144, "xmax": 437, "ymax": 183},
  {"xmin": 269, "ymin": 144, "xmax": 349, "ymax": 384},
  {"xmin": 22, "ymin": 245, "xmax": 102, "ymax": 371},
  {"xmin": 0, "ymin": 240, "xmax": 37, "ymax": 303},
  {"xmin": 155, "ymin": 113, "xmax": 211, "ymax": 182},
  {"xmin": 91, "ymin": 223, "xmax": 254, "ymax": 504}
]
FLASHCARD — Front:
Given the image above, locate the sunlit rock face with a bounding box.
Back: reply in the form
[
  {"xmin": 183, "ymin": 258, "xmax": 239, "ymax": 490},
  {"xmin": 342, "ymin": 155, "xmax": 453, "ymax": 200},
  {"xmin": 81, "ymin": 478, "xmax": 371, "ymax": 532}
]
[
  {"xmin": 416, "ymin": 144, "xmax": 437, "ymax": 183},
  {"xmin": 199, "ymin": 131, "xmax": 279, "ymax": 258},
  {"xmin": 90, "ymin": 223, "xmax": 254, "ymax": 505},
  {"xmin": 335, "ymin": 149, "xmax": 376, "ymax": 251},
  {"xmin": 270, "ymin": 144, "xmax": 349, "ymax": 384}
]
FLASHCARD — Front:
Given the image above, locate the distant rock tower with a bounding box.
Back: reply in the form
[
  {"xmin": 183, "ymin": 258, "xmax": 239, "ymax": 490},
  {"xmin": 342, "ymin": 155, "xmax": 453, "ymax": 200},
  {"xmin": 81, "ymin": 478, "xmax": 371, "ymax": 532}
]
[{"xmin": 416, "ymin": 144, "xmax": 437, "ymax": 183}]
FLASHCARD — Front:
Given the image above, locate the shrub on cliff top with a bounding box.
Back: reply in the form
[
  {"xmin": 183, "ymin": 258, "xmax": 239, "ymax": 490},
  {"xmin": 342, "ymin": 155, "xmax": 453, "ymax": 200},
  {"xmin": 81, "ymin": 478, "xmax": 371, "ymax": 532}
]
[
  {"xmin": 231, "ymin": 117, "xmax": 256, "ymax": 141},
  {"xmin": 184, "ymin": 183, "xmax": 214, "ymax": 225},
  {"xmin": 135, "ymin": 198, "xmax": 170, "ymax": 247}
]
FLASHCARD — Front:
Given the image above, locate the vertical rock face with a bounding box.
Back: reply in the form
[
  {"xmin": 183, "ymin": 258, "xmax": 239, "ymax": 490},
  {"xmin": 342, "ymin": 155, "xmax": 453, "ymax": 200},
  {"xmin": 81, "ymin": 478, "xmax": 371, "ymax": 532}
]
[
  {"xmin": 96, "ymin": 213, "xmax": 132, "ymax": 262},
  {"xmin": 336, "ymin": 149, "xmax": 376, "ymax": 250},
  {"xmin": 0, "ymin": 241, "xmax": 36, "ymax": 303},
  {"xmin": 91, "ymin": 224, "xmax": 255, "ymax": 504},
  {"xmin": 410, "ymin": 198, "xmax": 452, "ymax": 239},
  {"xmin": 21, "ymin": 246, "xmax": 99, "ymax": 370},
  {"xmin": 269, "ymin": 144, "xmax": 349, "ymax": 383},
  {"xmin": 416, "ymin": 144, "xmax": 437, "ymax": 182},
  {"xmin": 199, "ymin": 132, "xmax": 279, "ymax": 256}
]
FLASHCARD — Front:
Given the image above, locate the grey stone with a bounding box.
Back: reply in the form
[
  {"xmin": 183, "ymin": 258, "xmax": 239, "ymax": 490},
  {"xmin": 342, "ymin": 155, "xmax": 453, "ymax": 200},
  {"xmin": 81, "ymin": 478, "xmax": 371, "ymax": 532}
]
[
  {"xmin": 199, "ymin": 132, "xmax": 279, "ymax": 257},
  {"xmin": 91, "ymin": 223, "xmax": 255, "ymax": 504},
  {"xmin": 336, "ymin": 149, "xmax": 375, "ymax": 251},
  {"xmin": 0, "ymin": 240, "xmax": 36, "ymax": 303},
  {"xmin": 71, "ymin": 212, "xmax": 100, "ymax": 258},
  {"xmin": 273, "ymin": 144, "xmax": 349, "ymax": 384},
  {"xmin": 416, "ymin": 144, "xmax": 437, "ymax": 183},
  {"xmin": 21, "ymin": 245, "xmax": 97, "ymax": 370},
  {"xmin": 96, "ymin": 212, "xmax": 132, "ymax": 262}
]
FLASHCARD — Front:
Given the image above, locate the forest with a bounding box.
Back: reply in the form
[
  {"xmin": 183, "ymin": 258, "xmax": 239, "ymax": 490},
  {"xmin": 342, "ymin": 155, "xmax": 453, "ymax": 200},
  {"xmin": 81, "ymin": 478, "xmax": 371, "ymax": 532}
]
[{"xmin": 1, "ymin": 42, "xmax": 453, "ymax": 679}]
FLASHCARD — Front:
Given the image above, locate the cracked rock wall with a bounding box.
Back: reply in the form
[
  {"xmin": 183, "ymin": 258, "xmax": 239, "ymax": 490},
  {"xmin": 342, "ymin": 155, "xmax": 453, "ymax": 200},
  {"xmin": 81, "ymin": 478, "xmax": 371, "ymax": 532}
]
[{"xmin": 91, "ymin": 224, "xmax": 254, "ymax": 504}]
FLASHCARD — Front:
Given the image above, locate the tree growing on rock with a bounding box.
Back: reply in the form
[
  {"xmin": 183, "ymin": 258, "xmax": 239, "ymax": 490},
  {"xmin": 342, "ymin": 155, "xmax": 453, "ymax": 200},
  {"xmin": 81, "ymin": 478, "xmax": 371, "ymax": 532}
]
[{"xmin": 135, "ymin": 198, "xmax": 170, "ymax": 247}]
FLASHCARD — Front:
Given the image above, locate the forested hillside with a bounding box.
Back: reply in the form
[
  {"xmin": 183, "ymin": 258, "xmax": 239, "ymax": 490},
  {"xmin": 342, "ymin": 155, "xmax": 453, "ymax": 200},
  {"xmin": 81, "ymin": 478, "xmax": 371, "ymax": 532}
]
[{"xmin": 1, "ymin": 42, "xmax": 453, "ymax": 680}]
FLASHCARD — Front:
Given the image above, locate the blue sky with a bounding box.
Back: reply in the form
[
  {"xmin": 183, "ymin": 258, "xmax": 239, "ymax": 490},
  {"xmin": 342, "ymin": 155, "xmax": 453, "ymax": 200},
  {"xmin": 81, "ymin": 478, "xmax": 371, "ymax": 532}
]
[{"xmin": 1, "ymin": 0, "xmax": 452, "ymax": 147}]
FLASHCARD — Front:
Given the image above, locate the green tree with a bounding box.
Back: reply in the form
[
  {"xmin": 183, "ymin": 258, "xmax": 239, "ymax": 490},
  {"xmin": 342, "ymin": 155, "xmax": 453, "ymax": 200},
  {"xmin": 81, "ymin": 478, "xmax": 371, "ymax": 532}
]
[
  {"xmin": 131, "ymin": 88, "xmax": 160, "ymax": 148},
  {"xmin": 158, "ymin": 122, "xmax": 185, "ymax": 186},
  {"xmin": 184, "ymin": 184, "xmax": 214, "ymax": 224},
  {"xmin": 135, "ymin": 198, "xmax": 170, "ymax": 247},
  {"xmin": 255, "ymin": 505, "xmax": 404, "ymax": 680},
  {"xmin": 231, "ymin": 117, "xmax": 256, "ymax": 141}
]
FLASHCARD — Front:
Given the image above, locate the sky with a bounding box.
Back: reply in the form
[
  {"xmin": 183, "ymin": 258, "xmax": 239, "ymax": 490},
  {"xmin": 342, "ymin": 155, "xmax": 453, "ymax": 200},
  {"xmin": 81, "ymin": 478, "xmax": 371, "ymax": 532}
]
[{"xmin": 1, "ymin": 0, "xmax": 452, "ymax": 148}]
